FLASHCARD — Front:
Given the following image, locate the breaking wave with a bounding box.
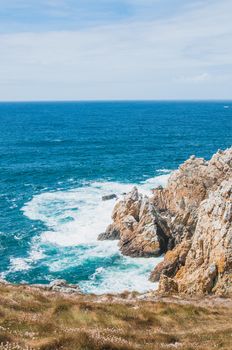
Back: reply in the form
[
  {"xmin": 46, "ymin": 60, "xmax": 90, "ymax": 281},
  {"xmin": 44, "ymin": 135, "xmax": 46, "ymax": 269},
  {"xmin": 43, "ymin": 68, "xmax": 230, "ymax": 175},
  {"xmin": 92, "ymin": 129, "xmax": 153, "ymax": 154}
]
[{"xmin": 9, "ymin": 174, "xmax": 170, "ymax": 294}]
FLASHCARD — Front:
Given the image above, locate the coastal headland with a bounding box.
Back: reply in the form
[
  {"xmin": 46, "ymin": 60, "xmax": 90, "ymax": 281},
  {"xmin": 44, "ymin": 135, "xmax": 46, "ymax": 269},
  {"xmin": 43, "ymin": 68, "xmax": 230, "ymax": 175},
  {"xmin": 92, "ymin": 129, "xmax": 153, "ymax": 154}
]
[
  {"xmin": 0, "ymin": 147, "xmax": 231, "ymax": 349},
  {"xmin": 100, "ymin": 147, "xmax": 232, "ymax": 296}
]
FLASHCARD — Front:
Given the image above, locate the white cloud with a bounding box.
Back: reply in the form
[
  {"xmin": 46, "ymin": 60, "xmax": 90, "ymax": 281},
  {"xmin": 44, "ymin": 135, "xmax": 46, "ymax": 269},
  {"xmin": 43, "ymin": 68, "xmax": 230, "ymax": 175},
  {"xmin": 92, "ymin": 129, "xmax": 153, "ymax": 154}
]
[
  {"xmin": 0, "ymin": 0, "xmax": 231, "ymax": 100},
  {"xmin": 176, "ymin": 73, "xmax": 211, "ymax": 83}
]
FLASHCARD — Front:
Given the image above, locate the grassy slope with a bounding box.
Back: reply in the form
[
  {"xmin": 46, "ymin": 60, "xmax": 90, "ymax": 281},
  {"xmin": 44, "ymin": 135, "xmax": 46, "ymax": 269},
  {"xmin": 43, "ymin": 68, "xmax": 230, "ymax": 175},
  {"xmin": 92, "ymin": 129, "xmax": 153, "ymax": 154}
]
[{"xmin": 0, "ymin": 284, "xmax": 232, "ymax": 350}]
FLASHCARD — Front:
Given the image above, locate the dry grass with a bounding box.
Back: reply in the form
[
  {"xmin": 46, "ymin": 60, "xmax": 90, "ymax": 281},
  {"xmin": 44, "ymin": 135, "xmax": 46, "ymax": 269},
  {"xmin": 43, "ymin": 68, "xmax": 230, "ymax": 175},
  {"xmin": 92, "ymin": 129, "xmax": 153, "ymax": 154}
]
[{"xmin": 0, "ymin": 284, "xmax": 231, "ymax": 350}]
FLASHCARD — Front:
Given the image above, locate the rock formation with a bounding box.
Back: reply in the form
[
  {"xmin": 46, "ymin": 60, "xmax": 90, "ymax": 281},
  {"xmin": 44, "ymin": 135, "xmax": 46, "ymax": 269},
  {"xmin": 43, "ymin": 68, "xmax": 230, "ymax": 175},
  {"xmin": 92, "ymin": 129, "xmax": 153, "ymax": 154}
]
[
  {"xmin": 102, "ymin": 194, "xmax": 117, "ymax": 201},
  {"xmin": 151, "ymin": 147, "xmax": 232, "ymax": 296},
  {"xmin": 175, "ymin": 178, "xmax": 232, "ymax": 295},
  {"xmin": 100, "ymin": 147, "xmax": 232, "ymax": 296},
  {"xmin": 98, "ymin": 187, "xmax": 169, "ymax": 257}
]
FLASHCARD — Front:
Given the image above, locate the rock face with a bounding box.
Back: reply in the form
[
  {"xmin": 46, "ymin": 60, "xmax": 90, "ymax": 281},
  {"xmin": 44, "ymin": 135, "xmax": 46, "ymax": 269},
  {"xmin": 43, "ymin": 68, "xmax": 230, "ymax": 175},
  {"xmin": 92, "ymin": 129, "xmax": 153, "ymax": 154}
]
[
  {"xmin": 98, "ymin": 224, "xmax": 120, "ymax": 241},
  {"xmin": 150, "ymin": 147, "xmax": 232, "ymax": 296},
  {"xmin": 175, "ymin": 179, "xmax": 232, "ymax": 295},
  {"xmin": 101, "ymin": 147, "xmax": 232, "ymax": 296},
  {"xmin": 98, "ymin": 187, "xmax": 169, "ymax": 257}
]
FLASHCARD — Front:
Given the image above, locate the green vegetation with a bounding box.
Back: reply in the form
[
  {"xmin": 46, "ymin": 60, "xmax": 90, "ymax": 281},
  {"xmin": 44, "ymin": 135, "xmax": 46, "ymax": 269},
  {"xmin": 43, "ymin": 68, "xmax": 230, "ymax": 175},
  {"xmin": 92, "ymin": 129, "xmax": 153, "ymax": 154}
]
[{"xmin": 0, "ymin": 284, "xmax": 231, "ymax": 350}]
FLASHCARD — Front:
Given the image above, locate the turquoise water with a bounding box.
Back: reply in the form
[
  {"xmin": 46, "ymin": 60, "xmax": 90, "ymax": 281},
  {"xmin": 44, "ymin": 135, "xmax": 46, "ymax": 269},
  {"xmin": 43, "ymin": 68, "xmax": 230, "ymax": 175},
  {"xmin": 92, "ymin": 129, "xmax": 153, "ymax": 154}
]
[{"xmin": 0, "ymin": 101, "xmax": 231, "ymax": 293}]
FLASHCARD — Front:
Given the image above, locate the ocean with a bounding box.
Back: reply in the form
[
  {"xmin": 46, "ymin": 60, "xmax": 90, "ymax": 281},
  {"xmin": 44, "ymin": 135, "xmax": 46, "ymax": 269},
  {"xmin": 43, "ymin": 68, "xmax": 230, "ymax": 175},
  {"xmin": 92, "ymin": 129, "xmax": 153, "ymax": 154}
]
[{"xmin": 0, "ymin": 101, "xmax": 231, "ymax": 294}]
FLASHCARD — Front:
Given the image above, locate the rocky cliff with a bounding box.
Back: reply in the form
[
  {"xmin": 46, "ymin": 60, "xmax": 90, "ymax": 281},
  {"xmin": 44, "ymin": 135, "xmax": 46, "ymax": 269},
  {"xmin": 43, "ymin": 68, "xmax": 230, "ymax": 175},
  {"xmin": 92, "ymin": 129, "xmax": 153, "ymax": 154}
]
[
  {"xmin": 99, "ymin": 187, "xmax": 169, "ymax": 257},
  {"xmin": 99, "ymin": 147, "xmax": 232, "ymax": 296}
]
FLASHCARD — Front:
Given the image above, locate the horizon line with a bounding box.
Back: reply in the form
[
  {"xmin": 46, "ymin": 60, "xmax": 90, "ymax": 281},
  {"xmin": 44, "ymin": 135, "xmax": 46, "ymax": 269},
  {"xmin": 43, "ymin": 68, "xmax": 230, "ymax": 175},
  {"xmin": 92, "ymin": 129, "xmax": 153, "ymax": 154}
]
[{"xmin": 0, "ymin": 99, "xmax": 232, "ymax": 104}]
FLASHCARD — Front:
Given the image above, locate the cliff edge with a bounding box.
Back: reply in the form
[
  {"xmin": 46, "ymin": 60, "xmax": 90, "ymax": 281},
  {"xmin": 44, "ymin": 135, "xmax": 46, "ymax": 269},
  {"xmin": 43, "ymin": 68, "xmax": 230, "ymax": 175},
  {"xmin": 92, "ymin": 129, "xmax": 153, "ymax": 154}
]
[{"xmin": 99, "ymin": 147, "xmax": 232, "ymax": 296}]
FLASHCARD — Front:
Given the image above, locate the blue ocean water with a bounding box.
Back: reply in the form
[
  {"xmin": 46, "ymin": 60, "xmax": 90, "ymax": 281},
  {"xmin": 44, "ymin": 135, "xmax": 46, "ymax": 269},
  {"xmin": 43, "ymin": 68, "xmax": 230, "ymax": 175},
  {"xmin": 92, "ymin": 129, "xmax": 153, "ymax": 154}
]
[{"xmin": 0, "ymin": 101, "xmax": 231, "ymax": 293}]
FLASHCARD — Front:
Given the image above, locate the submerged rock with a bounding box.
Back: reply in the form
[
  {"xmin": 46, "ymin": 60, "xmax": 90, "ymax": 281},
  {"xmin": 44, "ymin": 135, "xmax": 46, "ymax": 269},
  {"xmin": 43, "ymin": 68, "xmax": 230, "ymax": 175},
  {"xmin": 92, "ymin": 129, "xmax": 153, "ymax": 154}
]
[{"xmin": 102, "ymin": 194, "xmax": 117, "ymax": 201}]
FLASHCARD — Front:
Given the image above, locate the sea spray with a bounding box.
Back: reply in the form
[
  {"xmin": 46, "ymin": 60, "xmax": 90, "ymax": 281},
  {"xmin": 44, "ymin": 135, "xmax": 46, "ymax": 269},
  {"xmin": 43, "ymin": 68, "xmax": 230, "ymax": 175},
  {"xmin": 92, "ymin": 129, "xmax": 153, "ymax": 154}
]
[{"xmin": 7, "ymin": 176, "xmax": 169, "ymax": 294}]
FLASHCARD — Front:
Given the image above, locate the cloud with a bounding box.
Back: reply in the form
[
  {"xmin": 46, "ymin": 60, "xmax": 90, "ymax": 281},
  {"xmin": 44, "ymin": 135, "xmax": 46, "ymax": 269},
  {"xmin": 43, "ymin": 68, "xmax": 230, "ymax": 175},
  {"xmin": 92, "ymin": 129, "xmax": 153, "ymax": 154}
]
[
  {"xmin": 0, "ymin": 0, "xmax": 231, "ymax": 100},
  {"xmin": 176, "ymin": 73, "xmax": 211, "ymax": 83}
]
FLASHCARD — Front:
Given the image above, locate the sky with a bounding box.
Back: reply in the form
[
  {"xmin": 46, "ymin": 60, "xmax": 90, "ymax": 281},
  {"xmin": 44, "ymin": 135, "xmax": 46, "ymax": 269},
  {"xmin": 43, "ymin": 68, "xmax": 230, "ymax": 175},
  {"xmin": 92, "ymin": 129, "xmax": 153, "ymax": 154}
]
[{"xmin": 0, "ymin": 0, "xmax": 232, "ymax": 101}]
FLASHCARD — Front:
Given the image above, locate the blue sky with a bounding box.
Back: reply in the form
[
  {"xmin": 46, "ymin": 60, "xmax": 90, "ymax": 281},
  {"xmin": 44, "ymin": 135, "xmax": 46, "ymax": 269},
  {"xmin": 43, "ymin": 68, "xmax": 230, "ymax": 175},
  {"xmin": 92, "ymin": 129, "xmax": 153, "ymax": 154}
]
[
  {"xmin": 0, "ymin": 0, "xmax": 231, "ymax": 100},
  {"xmin": 0, "ymin": 0, "xmax": 193, "ymax": 31}
]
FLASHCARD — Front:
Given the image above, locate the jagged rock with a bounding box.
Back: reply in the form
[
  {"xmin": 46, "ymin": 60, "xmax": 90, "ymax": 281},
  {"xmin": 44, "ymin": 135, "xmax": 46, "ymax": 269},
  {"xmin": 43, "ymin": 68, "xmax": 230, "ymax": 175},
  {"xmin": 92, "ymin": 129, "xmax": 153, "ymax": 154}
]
[
  {"xmin": 152, "ymin": 147, "xmax": 232, "ymax": 296},
  {"xmin": 153, "ymin": 148, "xmax": 231, "ymax": 215},
  {"xmin": 102, "ymin": 147, "xmax": 232, "ymax": 296},
  {"xmin": 158, "ymin": 275, "xmax": 178, "ymax": 295},
  {"xmin": 119, "ymin": 195, "xmax": 168, "ymax": 257},
  {"xmin": 175, "ymin": 179, "xmax": 232, "ymax": 295},
  {"xmin": 98, "ymin": 224, "xmax": 120, "ymax": 240},
  {"xmin": 150, "ymin": 240, "xmax": 191, "ymax": 282},
  {"xmin": 102, "ymin": 194, "xmax": 117, "ymax": 201},
  {"xmin": 101, "ymin": 187, "xmax": 169, "ymax": 257},
  {"xmin": 152, "ymin": 148, "xmax": 232, "ymax": 244}
]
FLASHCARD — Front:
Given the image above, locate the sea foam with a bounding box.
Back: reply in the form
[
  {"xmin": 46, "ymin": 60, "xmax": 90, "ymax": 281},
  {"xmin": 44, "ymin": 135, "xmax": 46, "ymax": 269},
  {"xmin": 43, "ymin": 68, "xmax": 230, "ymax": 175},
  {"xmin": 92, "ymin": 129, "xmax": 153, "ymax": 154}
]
[{"xmin": 18, "ymin": 174, "xmax": 170, "ymax": 294}]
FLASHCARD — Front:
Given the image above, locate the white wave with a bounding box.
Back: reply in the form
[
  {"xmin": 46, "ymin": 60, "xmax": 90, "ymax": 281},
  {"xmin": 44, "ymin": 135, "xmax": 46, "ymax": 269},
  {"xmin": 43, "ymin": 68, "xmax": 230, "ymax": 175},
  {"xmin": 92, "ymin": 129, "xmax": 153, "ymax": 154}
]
[
  {"xmin": 28, "ymin": 244, "xmax": 45, "ymax": 261},
  {"xmin": 157, "ymin": 168, "xmax": 173, "ymax": 174},
  {"xmin": 9, "ymin": 257, "xmax": 31, "ymax": 272},
  {"xmin": 22, "ymin": 176, "xmax": 170, "ymax": 247},
  {"xmin": 20, "ymin": 174, "xmax": 170, "ymax": 293},
  {"xmin": 139, "ymin": 174, "xmax": 171, "ymax": 193},
  {"xmin": 9, "ymin": 237, "xmax": 45, "ymax": 274},
  {"xmin": 47, "ymin": 241, "xmax": 120, "ymax": 272},
  {"xmin": 23, "ymin": 184, "xmax": 123, "ymax": 246},
  {"xmin": 79, "ymin": 255, "xmax": 163, "ymax": 294}
]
